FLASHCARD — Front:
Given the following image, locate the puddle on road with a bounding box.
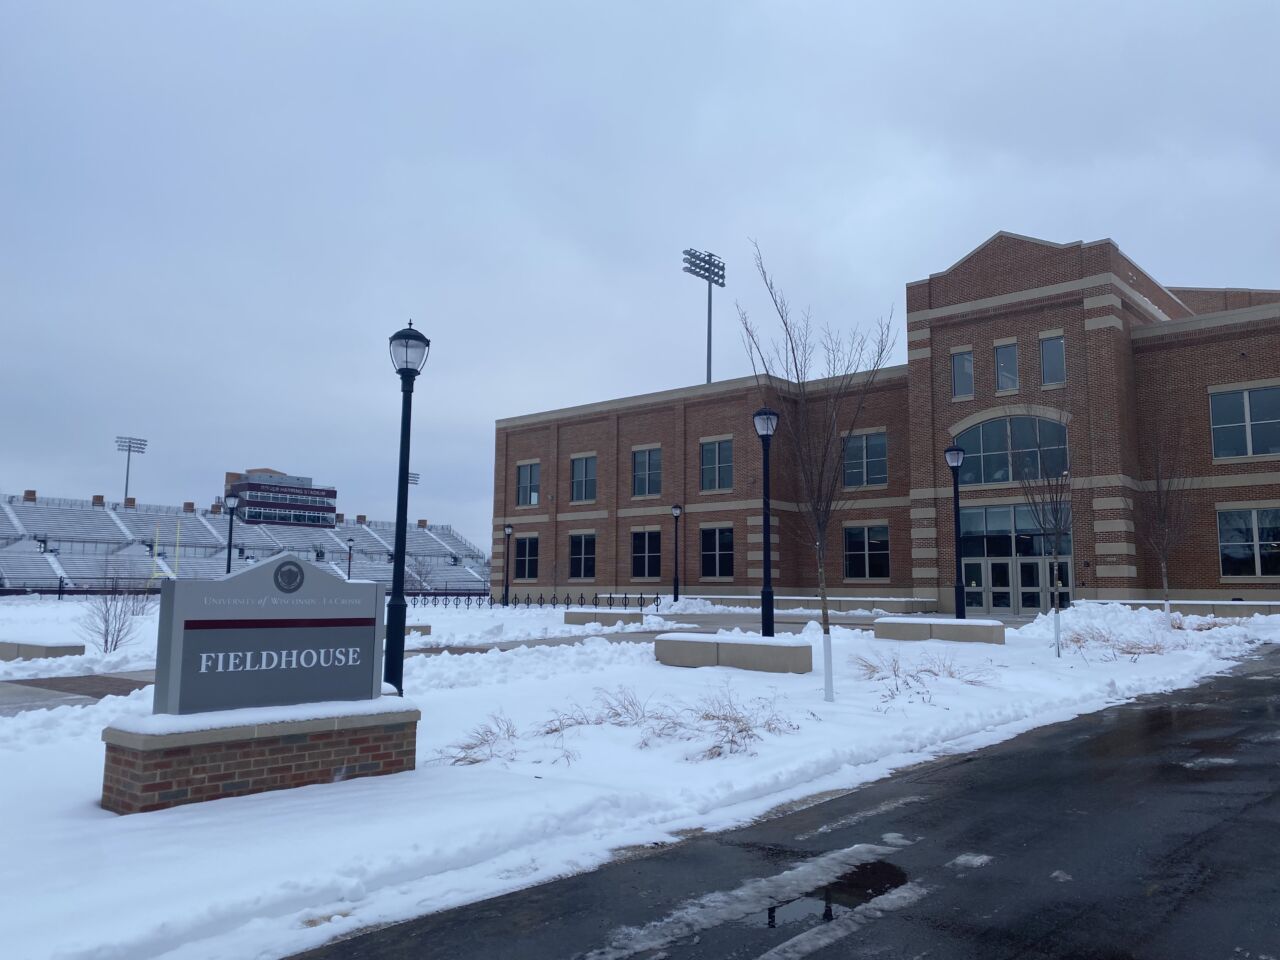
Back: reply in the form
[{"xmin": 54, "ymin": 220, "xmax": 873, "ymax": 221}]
[{"xmin": 737, "ymin": 859, "xmax": 909, "ymax": 929}]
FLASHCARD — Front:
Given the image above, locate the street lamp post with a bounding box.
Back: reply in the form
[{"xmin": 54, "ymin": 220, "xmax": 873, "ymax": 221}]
[
  {"xmin": 346, "ymin": 537, "xmax": 355, "ymax": 580},
  {"xmin": 681, "ymin": 249, "xmax": 726, "ymax": 384},
  {"xmin": 944, "ymin": 444, "xmax": 966, "ymax": 619},
  {"xmin": 753, "ymin": 407, "xmax": 779, "ymax": 636},
  {"xmin": 385, "ymin": 322, "xmax": 431, "ymax": 696},
  {"xmin": 115, "ymin": 436, "xmax": 147, "ymax": 502},
  {"xmin": 502, "ymin": 523, "xmax": 513, "ymax": 605},
  {"xmin": 223, "ymin": 493, "xmax": 240, "ymax": 575},
  {"xmin": 671, "ymin": 504, "xmax": 682, "ymax": 603}
]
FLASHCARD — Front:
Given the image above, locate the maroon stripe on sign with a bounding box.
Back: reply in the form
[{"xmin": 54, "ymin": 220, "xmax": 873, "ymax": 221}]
[{"xmin": 183, "ymin": 618, "xmax": 375, "ymax": 630}]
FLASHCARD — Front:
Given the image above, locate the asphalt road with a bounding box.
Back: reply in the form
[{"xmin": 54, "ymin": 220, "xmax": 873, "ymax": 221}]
[{"xmin": 295, "ymin": 645, "xmax": 1280, "ymax": 960}]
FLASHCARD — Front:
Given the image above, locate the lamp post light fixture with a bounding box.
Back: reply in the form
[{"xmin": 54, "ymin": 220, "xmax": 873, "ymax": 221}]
[
  {"xmin": 223, "ymin": 493, "xmax": 240, "ymax": 575},
  {"xmin": 502, "ymin": 523, "xmax": 513, "ymax": 605},
  {"xmin": 346, "ymin": 537, "xmax": 355, "ymax": 580},
  {"xmin": 115, "ymin": 435, "xmax": 148, "ymax": 502},
  {"xmin": 681, "ymin": 248, "xmax": 726, "ymax": 384},
  {"xmin": 385, "ymin": 321, "xmax": 431, "ymax": 696},
  {"xmin": 753, "ymin": 407, "xmax": 779, "ymax": 636},
  {"xmin": 407, "ymin": 472, "xmax": 420, "ymax": 486},
  {"xmin": 943, "ymin": 444, "xmax": 966, "ymax": 619},
  {"xmin": 671, "ymin": 504, "xmax": 682, "ymax": 603}
]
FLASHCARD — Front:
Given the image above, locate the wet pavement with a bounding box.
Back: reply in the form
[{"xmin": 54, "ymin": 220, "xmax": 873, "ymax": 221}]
[{"xmin": 293, "ymin": 645, "xmax": 1280, "ymax": 960}]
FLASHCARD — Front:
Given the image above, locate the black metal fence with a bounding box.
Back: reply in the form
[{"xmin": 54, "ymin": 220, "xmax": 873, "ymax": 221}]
[
  {"xmin": 0, "ymin": 577, "xmax": 662, "ymax": 611},
  {"xmin": 408, "ymin": 592, "xmax": 663, "ymax": 611}
]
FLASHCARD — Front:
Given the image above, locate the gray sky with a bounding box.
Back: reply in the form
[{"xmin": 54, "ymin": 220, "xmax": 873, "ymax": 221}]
[{"xmin": 3, "ymin": 1, "xmax": 1278, "ymax": 551}]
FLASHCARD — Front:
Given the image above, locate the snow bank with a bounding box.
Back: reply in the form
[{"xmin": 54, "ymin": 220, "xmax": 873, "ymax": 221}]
[{"xmin": 0, "ymin": 601, "xmax": 1274, "ymax": 960}]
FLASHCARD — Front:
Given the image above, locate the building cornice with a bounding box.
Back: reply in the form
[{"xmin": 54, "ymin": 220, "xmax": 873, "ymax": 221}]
[
  {"xmin": 495, "ymin": 365, "xmax": 909, "ymax": 430},
  {"xmin": 1130, "ymin": 302, "xmax": 1280, "ymax": 341}
]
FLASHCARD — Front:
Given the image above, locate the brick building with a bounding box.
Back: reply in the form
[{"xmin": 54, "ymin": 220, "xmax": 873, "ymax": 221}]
[{"xmin": 491, "ymin": 232, "xmax": 1280, "ymax": 612}]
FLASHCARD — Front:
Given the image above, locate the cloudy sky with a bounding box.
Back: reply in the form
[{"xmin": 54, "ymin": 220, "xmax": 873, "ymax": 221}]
[{"xmin": 3, "ymin": 1, "xmax": 1277, "ymax": 551}]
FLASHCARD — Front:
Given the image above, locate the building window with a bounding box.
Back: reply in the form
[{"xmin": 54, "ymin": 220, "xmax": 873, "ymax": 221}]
[
  {"xmin": 632, "ymin": 448, "xmax": 662, "ymax": 496},
  {"xmin": 700, "ymin": 440, "xmax": 733, "ymax": 491},
  {"xmin": 842, "ymin": 432, "xmax": 888, "ymax": 487},
  {"xmin": 954, "ymin": 416, "xmax": 1067, "ymax": 485},
  {"xmin": 516, "ymin": 463, "xmax": 540, "ymax": 506},
  {"xmin": 700, "ymin": 526, "xmax": 734, "ymax": 577},
  {"xmin": 1210, "ymin": 387, "xmax": 1280, "ymax": 459},
  {"xmin": 994, "ymin": 343, "xmax": 1018, "ymax": 391},
  {"xmin": 1040, "ymin": 336, "xmax": 1066, "ymax": 386},
  {"xmin": 960, "ymin": 505, "xmax": 1073, "ymax": 558},
  {"xmin": 844, "ymin": 525, "xmax": 890, "ymax": 578},
  {"xmin": 569, "ymin": 534, "xmax": 596, "ymax": 579},
  {"xmin": 951, "ymin": 350, "xmax": 974, "ymax": 398},
  {"xmin": 570, "ymin": 456, "xmax": 597, "ymax": 502},
  {"xmin": 632, "ymin": 530, "xmax": 661, "ymax": 578},
  {"xmin": 514, "ymin": 536, "xmax": 538, "ymax": 579},
  {"xmin": 1218, "ymin": 509, "xmax": 1280, "ymax": 577}
]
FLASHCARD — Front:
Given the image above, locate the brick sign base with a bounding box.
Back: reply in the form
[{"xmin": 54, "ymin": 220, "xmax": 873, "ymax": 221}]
[{"xmin": 101, "ymin": 709, "xmax": 420, "ymax": 815}]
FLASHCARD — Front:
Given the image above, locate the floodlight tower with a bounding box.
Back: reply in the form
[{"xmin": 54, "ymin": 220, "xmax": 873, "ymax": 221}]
[
  {"xmin": 115, "ymin": 436, "xmax": 148, "ymax": 502},
  {"xmin": 682, "ymin": 249, "xmax": 726, "ymax": 384}
]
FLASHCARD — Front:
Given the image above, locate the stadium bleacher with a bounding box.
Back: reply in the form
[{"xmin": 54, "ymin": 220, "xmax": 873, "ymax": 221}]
[{"xmin": 0, "ymin": 492, "xmax": 490, "ymax": 591}]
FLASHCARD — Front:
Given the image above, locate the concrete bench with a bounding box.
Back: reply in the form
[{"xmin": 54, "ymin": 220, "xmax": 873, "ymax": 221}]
[
  {"xmin": 872, "ymin": 617, "xmax": 1005, "ymax": 645},
  {"xmin": 0, "ymin": 641, "xmax": 87, "ymax": 661},
  {"xmin": 564, "ymin": 611, "xmax": 646, "ymax": 626},
  {"xmin": 654, "ymin": 633, "xmax": 812, "ymax": 674}
]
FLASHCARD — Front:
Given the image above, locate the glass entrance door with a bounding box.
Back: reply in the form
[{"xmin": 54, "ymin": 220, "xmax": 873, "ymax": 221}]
[
  {"xmin": 1018, "ymin": 558, "xmax": 1072, "ymax": 613},
  {"xmin": 963, "ymin": 561, "xmax": 984, "ymax": 612},
  {"xmin": 989, "ymin": 560, "xmax": 1013, "ymax": 611}
]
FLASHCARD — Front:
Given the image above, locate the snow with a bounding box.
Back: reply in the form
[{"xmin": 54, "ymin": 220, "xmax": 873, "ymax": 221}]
[
  {"xmin": 875, "ymin": 616, "xmax": 1004, "ymax": 627},
  {"xmin": 109, "ymin": 695, "xmax": 419, "ymax": 736},
  {"xmin": 657, "ymin": 630, "xmax": 812, "ymax": 648},
  {"xmin": 0, "ymin": 599, "xmax": 1276, "ymax": 959},
  {"xmin": 0, "ymin": 596, "xmax": 685, "ymax": 676},
  {"xmin": 947, "ymin": 853, "xmax": 994, "ymax": 869}
]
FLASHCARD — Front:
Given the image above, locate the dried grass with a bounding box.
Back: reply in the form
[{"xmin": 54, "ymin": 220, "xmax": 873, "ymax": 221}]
[{"xmin": 436, "ymin": 713, "xmax": 519, "ymax": 765}]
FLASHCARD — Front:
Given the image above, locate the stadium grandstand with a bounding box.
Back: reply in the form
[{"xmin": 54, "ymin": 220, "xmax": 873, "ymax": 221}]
[{"xmin": 0, "ymin": 488, "xmax": 489, "ymax": 593}]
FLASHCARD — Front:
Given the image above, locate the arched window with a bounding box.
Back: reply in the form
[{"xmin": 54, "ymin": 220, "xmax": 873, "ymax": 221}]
[{"xmin": 954, "ymin": 416, "xmax": 1068, "ymax": 486}]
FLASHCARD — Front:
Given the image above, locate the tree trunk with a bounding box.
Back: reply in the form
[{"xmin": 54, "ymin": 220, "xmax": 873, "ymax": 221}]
[
  {"xmin": 815, "ymin": 538, "xmax": 834, "ymax": 703},
  {"xmin": 1051, "ymin": 549, "xmax": 1061, "ymax": 658},
  {"xmin": 1161, "ymin": 558, "xmax": 1171, "ymax": 628}
]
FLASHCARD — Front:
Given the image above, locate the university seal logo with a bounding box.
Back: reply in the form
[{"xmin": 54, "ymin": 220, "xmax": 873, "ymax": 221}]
[{"xmin": 274, "ymin": 560, "xmax": 305, "ymax": 594}]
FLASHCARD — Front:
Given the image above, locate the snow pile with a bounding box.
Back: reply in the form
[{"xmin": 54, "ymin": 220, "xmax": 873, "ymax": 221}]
[
  {"xmin": 0, "ymin": 601, "xmax": 1274, "ymax": 959},
  {"xmin": 406, "ymin": 606, "xmax": 683, "ymax": 648},
  {"xmin": 0, "ymin": 595, "xmax": 160, "ymax": 679}
]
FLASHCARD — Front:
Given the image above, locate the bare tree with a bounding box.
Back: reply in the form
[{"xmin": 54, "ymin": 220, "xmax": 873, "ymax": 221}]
[
  {"xmin": 1137, "ymin": 417, "xmax": 1190, "ymax": 624},
  {"xmin": 407, "ymin": 553, "xmax": 437, "ymax": 590},
  {"xmin": 1014, "ymin": 410, "xmax": 1073, "ymax": 658},
  {"xmin": 78, "ymin": 590, "xmax": 141, "ymax": 653},
  {"xmin": 739, "ymin": 242, "xmax": 894, "ymax": 701}
]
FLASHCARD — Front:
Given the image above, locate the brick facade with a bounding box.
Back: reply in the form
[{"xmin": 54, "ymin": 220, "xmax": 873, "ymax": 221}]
[
  {"xmin": 101, "ymin": 710, "xmax": 419, "ymax": 814},
  {"xmin": 493, "ymin": 232, "xmax": 1280, "ymax": 610}
]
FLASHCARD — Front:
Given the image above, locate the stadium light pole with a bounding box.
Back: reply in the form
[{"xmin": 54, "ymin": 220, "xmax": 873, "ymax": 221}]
[
  {"xmin": 502, "ymin": 523, "xmax": 513, "ymax": 605},
  {"xmin": 346, "ymin": 537, "xmax": 355, "ymax": 580},
  {"xmin": 682, "ymin": 249, "xmax": 725, "ymax": 384},
  {"xmin": 385, "ymin": 322, "xmax": 430, "ymax": 696},
  {"xmin": 671, "ymin": 504, "xmax": 682, "ymax": 603},
  {"xmin": 223, "ymin": 493, "xmax": 240, "ymax": 575},
  {"xmin": 944, "ymin": 444, "xmax": 966, "ymax": 619},
  {"xmin": 115, "ymin": 436, "xmax": 147, "ymax": 502},
  {"xmin": 408, "ymin": 472, "xmax": 420, "ymax": 486},
  {"xmin": 753, "ymin": 407, "xmax": 779, "ymax": 637}
]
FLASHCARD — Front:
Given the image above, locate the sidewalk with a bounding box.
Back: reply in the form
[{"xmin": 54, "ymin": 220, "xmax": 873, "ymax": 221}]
[{"xmin": 0, "ymin": 670, "xmax": 154, "ymax": 717}]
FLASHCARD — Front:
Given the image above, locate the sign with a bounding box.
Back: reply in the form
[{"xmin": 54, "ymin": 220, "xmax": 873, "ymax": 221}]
[{"xmin": 153, "ymin": 553, "xmax": 384, "ymax": 715}]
